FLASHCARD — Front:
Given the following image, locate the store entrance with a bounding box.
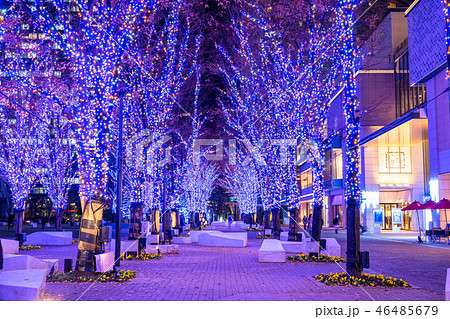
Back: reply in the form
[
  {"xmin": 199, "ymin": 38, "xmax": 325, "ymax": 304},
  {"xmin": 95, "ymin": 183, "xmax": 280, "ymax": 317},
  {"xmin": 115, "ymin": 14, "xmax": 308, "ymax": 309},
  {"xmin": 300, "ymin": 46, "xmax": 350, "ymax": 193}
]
[
  {"xmin": 402, "ymin": 210, "xmax": 412, "ymax": 230},
  {"xmin": 380, "ymin": 203, "xmax": 399, "ymax": 230}
]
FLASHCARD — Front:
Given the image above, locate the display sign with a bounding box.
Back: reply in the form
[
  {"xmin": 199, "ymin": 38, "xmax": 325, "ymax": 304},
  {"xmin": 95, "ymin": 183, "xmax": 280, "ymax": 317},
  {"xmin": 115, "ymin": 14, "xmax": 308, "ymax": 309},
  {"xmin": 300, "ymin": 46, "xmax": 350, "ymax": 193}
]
[
  {"xmin": 392, "ymin": 208, "xmax": 403, "ymax": 225},
  {"xmin": 378, "ymin": 147, "xmax": 411, "ymax": 173},
  {"xmin": 374, "ymin": 209, "xmax": 384, "ymax": 225}
]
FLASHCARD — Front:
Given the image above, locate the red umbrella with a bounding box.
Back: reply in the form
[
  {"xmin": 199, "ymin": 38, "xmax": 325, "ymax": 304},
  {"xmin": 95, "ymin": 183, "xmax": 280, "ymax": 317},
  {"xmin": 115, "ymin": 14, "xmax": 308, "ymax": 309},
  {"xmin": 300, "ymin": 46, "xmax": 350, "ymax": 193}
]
[
  {"xmin": 419, "ymin": 200, "xmax": 436, "ymax": 210},
  {"xmin": 433, "ymin": 198, "xmax": 450, "ymax": 229},
  {"xmin": 401, "ymin": 201, "xmax": 422, "ymax": 211},
  {"xmin": 432, "ymin": 198, "xmax": 450, "ymax": 244},
  {"xmin": 402, "ymin": 201, "xmax": 423, "ymax": 242},
  {"xmin": 432, "ymin": 198, "xmax": 450, "ymax": 210}
]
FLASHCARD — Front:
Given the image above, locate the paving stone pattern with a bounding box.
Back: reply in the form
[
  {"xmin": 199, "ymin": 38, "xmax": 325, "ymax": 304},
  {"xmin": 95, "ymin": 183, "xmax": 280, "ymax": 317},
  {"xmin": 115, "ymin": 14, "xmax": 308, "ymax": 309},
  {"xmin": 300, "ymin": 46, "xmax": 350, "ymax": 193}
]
[{"xmin": 18, "ymin": 229, "xmax": 448, "ymax": 301}]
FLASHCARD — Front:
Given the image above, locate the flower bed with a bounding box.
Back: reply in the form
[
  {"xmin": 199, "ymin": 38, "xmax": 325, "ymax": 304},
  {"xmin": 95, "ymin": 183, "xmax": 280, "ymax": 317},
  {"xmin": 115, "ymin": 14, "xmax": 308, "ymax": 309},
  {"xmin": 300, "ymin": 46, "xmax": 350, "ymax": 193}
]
[
  {"xmin": 19, "ymin": 245, "xmax": 41, "ymax": 250},
  {"xmin": 191, "ymin": 226, "xmax": 205, "ymax": 231},
  {"xmin": 245, "ymin": 228, "xmax": 263, "ymax": 231},
  {"xmin": 256, "ymin": 235, "xmax": 273, "ymax": 239},
  {"xmin": 48, "ymin": 270, "xmax": 137, "ymax": 283},
  {"xmin": 120, "ymin": 253, "xmax": 162, "ymax": 261},
  {"xmin": 314, "ymin": 272, "xmax": 411, "ymax": 287},
  {"xmin": 288, "ymin": 254, "xmax": 345, "ymax": 263}
]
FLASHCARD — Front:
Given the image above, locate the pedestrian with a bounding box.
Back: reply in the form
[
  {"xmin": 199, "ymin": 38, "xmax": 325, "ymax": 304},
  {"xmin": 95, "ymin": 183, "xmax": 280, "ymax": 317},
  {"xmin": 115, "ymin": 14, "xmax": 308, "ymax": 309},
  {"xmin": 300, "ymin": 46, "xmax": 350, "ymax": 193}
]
[
  {"xmin": 228, "ymin": 215, "xmax": 232, "ymax": 229},
  {"xmin": 0, "ymin": 239, "xmax": 3, "ymax": 274},
  {"xmin": 41, "ymin": 217, "xmax": 45, "ymax": 229},
  {"xmin": 7, "ymin": 213, "xmax": 14, "ymax": 231},
  {"xmin": 307, "ymin": 214, "xmax": 312, "ymax": 233},
  {"xmin": 333, "ymin": 216, "xmax": 339, "ymax": 234},
  {"xmin": 70, "ymin": 215, "xmax": 75, "ymax": 228},
  {"xmin": 360, "ymin": 224, "xmax": 366, "ymax": 234},
  {"xmin": 303, "ymin": 215, "xmax": 307, "ymax": 230}
]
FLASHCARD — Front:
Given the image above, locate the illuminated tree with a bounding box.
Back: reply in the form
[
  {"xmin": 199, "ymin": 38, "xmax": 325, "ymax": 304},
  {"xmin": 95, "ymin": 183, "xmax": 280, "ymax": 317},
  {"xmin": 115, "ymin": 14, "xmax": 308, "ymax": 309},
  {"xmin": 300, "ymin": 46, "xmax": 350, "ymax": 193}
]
[
  {"xmin": 0, "ymin": 103, "xmax": 41, "ymax": 235},
  {"xmin": 338, "ymin": 0, "xmax": 362, "ymax": 277},
  {"xmin": 37, "ymin": 99, "xmax": 76, "ymax": 231},
  {"xmin": 33, "ymin": 0, "xmax": 149, "ymax": 272},
  {"xmin": 223, "ymin": 160, "xmax": 258, "ymax": 219}
]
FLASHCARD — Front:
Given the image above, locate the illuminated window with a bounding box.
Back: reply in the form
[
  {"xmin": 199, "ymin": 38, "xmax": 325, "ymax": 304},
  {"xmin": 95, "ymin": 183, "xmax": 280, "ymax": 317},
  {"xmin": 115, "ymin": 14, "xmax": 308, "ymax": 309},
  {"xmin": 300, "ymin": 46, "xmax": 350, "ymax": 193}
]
[
  {"xmin": 332, "ymin": 150, "xmax": 343, "ymax": 179},
  {"xmin": 378, "ymin": 123, "xmax": 412, "ymax": 174},
  {"xmin": 300, "ymin": 170, "xmax": 313, "ymax": 189}
]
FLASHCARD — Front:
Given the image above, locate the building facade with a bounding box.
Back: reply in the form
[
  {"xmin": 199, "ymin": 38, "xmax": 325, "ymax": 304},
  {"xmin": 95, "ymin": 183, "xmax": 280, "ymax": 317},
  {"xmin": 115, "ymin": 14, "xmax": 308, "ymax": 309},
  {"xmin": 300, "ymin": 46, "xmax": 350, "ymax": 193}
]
[
  {"xmin": 297, "ymin": 5, "xmax": 449, "ymax": 233},
  {"xmin": 407, "ymin": 0, "xmax": 450, "ymax": 230}
]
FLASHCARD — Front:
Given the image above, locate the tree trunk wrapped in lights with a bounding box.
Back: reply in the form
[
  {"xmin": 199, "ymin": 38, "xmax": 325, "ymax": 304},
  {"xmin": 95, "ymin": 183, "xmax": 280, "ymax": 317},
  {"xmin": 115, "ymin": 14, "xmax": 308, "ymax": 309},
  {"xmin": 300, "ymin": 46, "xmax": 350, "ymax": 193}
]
[
  {"xmin": 271, "ymin": 207, "xmax": 281, "ymax": 239},
  {"xmin": 76, "ymin": 197, "xmax": 105, "ymax": 273},
  {"xmin": 338, "ymin": 0, "xmax": 362, "ymax": 278},
  {"xmin": 128, "ymin": 202, "xmax": 144, "ymax": 240},
  {"xmin": 288, "ymin": 207, "xmax": 300, "ymax": 241}
]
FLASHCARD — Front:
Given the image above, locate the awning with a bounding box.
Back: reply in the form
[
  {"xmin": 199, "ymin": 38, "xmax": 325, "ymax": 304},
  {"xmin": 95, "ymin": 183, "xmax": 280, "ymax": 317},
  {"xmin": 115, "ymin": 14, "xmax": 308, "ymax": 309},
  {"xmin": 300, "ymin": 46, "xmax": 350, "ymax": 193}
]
[
  {"xmin": 380, "ymin": 190, "xmax": 411, "ymax": 203},
  {"xmin": 331, "ymin": 195, "xmax": 343, "ymax": 206}
]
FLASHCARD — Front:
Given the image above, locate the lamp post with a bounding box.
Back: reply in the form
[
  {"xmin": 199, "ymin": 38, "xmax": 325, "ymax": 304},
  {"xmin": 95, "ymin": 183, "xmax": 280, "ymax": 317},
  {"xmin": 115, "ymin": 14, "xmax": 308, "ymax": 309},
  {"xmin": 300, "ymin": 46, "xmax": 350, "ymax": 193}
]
[{"xmin": 114, "ymin": 88, "xmax": 124, "ymax": 266}]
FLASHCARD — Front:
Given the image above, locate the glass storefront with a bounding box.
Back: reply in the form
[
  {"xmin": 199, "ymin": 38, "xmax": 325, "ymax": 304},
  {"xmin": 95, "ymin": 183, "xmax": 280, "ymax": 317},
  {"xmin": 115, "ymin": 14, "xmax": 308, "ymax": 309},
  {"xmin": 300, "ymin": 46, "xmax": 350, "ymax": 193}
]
[
  {"xmin": 402, "ymin": 210, "xmax": 412, "ymax": 230},
  {"xmin": 380, "ymin": 203, "xmax": 397, "ymax": 230},
  {"xmin": 380, "ymin": 203, "xmax": 412, "ymax": 230}
]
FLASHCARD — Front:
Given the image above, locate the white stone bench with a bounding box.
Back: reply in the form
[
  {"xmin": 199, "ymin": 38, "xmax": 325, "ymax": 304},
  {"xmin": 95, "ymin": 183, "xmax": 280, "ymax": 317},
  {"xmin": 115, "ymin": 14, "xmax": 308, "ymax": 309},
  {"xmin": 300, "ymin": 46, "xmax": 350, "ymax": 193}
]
[
  {"xmin": 211, "ymin": 221, "xmax": 247, "ymax": 230},
  {"xmin": 280, "ymin": 232, "xmax": 288, "ymax": 241},
  {"xmin": 303, "ymin": 239, "xmax": 319, "ymax": 254},
  {"xmin": 205, "ymin": 226, "xmax": 216, "ymax": 230},
  {"xmin": 198, "ymin": 231, "xmax": 248, "ymax": 248},
  {"xmin": 446, "ymin": 268, "xmax": 450, "ymax": 301},
  {"xmin": 1, "ymin": 238, "xmax": 19, "ymax": 254},
  {"xmin": 211, "ymin": 221, "xmax": 226, "ymax": 227},
  {"xmin": 109, "ymin": 239, "xmax": 138, "ymax": 254},
  {"xmin": 321, "ymin": 238, "xmax": 341, "ymax": 257},
  {"xmin": 302, "ymin": 238, "xmax": 341, "ymax": 257},
  {"xmin": 146, "ymin": 244, "xmax": 179, "ymax": 254},
  {"xmin": 95, "ymin": 252, "xmax": 115, "ymax": 273},
  {"xmin": 172, "ymin": 236, "xmax": 192, "ymax": 244},
  {"xmin": 3, "ymin": 254, "xmax": 57, "ymax": 275},
  {"xmin": 0, "ymin": 269, "xmax": 47, "ymax": 301},
  {"xmin": 146, "ymin": 234, "xmax": 159, "ymax": 245},
  {"xmin": 189, "ymin": 230, "xmax": 217, "ymax": 243},
  {"xmin": 281, "ymin": 242, "xmax": 303, "ymax": 254},
  {"xmin": 25, "ymin": 231, "xmax": 72, "ymax": 246},
  {"xmin": 42, "ymin": 259, "xmax": 58, "ymax": 274},
  {"xmin": 258, "ymin": 239, "xmax": 286, "ymax": 263}
]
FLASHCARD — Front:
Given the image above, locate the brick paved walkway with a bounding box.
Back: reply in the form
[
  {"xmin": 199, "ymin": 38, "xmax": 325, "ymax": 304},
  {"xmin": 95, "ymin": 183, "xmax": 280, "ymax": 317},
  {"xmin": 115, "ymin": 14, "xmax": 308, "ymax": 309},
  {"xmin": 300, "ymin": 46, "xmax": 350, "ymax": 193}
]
[{"xmin": 18, "ymin": 230, "xmax": 447, "ymax": 301}]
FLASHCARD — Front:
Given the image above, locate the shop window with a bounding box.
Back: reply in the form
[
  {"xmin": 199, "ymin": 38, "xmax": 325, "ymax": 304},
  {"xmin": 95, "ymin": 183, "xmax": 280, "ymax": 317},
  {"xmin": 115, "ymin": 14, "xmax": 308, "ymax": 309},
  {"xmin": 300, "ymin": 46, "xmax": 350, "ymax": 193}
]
[
  {"xmin": 300, "ymin": 170, "xmax": 312, "ymax": 189},
  {"xmin": 378, "ymin": 122, "xmax": 412, "ymax": 174},
  {"xmin": 332, "ymin": 150, "xmax": 343, "ymax": 179}
]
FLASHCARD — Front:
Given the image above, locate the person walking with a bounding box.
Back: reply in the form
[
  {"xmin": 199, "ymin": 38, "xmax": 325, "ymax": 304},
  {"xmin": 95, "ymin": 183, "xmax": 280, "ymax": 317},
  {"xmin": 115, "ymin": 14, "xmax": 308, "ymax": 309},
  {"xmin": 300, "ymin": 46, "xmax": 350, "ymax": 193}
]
[
  {"xmin": 303, "ymin": 215, "xmax": 307, "ymax": 230},
  {"xmin": 333, "ymin": 216, "xmax": 340, "ymax": 234},
  {"xmin": 307, "ymin": 214, "xmax": 312, "ymax": 233},
  {"xmin": 69, "ymin": 215, "xmax": 75, "ymax": 228},
  {"xmin": 7, "ymin": 213, "xmax": 14, "ymax": 231}
]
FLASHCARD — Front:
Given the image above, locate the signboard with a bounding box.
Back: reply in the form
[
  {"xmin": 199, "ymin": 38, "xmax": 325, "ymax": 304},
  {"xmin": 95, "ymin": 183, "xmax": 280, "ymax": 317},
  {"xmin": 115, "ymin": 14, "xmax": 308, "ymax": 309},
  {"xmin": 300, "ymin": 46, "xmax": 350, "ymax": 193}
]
[
  {"xmin": 378, "ymin": 147, "xmax": 411, "ymax": 173},
  {"xmin": 374, "ymin": 209, "xmax": 384, "ymax": 225},
  {"xmin": 392, "ymin": 208, "xmax": 403, "ymax": 225}
]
